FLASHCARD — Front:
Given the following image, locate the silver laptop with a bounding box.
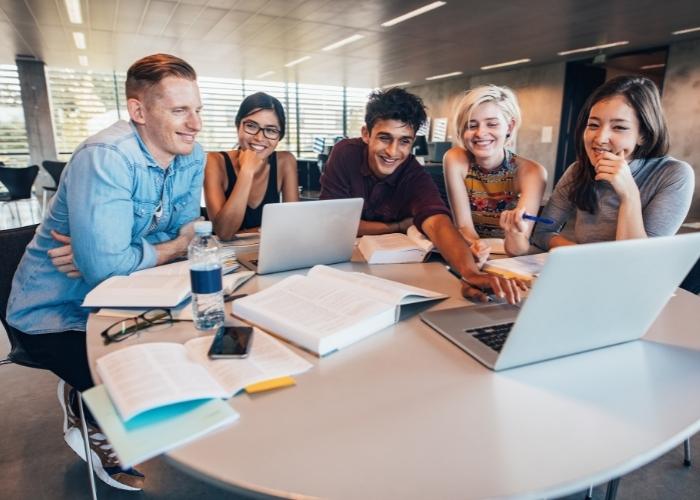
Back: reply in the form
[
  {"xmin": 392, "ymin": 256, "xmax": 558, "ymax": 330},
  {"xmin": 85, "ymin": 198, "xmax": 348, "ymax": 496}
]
[
  {"xmin": 237, "ymin": 198, "xmax": 363, "ymax": 274},
  {"xmin": 421, "ymin": 233, "xmax": 700, "ymax": 371}
]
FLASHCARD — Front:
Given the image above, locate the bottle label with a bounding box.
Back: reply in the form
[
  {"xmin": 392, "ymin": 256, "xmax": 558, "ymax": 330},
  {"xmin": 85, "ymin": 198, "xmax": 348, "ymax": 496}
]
[{"xmin": 190, "ymin": 268, "xmax": 222, "ymax": 294}]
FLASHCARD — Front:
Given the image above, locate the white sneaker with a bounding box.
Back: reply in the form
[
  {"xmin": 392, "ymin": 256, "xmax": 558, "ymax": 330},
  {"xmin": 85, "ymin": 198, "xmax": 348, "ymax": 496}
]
[{"xmin": 58, "ymin": 380, "xmax": 145, "ymax": 491}]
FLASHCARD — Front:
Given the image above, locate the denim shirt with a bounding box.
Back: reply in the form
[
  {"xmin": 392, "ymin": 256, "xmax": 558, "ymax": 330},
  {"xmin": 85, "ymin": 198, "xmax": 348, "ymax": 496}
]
[{"xmin": 7, "ymin": 120, "xmax": 204, "ymax": 334}]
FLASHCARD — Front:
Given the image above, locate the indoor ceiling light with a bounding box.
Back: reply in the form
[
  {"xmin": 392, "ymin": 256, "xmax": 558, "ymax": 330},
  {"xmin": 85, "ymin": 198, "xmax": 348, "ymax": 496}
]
[
  {"xmin": 256, "ymin": 71, "xmax": 275, "ymax": 79},
  {"xmin": 480, "ymin": 58, "xmax": 531, "ymax": 70},
  {"xmin": 557, "ymin": 41, "xmax": 629, "ymax": 56},
  {"xmin": 381, "ymin": 81, "xmax": 411, "ymax": 88},
  {"xmin": 322, "ymin": 34, "xmax": 365, "ymax": 51},
  {"xmin": 672, "ymin": 26, "xmax": 700, "ymax": 35},
  {"xmin": 73, "ymin": 32, "xmax": 86, "ymax": 50},
  {"xmin": 78, "ymin": 55, "xmax": 88, "ymax": 66},
  {"xmin": 64, "ymin": 0, "xmax": 83, "ymax": 24},
  {"xmin": 425, "ymin": 71, "xmax": 462, "ymax": 81},
  {"xmin": 640, "ymin": 63, "xmax": 666, "ymax": 70},
  {"xmin": 380, "ymin": 1, "xmax": 446, "ymax": 27},
  {"xmin": 284, "ymin": 56, "xmax": 311, "ymax": 67}
]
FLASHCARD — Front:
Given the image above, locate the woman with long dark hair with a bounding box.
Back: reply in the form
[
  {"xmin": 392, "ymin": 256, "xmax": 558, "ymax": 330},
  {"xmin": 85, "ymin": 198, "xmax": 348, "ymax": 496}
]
[
  {"xmin": 532, "ymin": 75, "xmax": 694, "ymax": 250},
  {"xmin": 204, "ymin": 92, "xmax": 298, "ymax": 240}
]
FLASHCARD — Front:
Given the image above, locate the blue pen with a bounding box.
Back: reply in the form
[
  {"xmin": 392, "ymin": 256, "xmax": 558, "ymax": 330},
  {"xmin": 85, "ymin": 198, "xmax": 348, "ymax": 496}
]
[{"xmin": 523, "ymin": 213, "xmax": 554, "ymax": 225}]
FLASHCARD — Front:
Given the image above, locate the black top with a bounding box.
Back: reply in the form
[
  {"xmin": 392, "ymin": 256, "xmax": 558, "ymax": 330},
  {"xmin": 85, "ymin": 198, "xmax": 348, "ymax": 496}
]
[{"xmin": 221, "ymin": 151, "xmax": 279, "ymax": 230}]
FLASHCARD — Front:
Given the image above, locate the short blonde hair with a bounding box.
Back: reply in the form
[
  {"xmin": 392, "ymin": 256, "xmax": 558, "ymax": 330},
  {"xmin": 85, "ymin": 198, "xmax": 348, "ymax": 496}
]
[{"xmin": 453, "ymin": 84, "xmax": 522, "ymax": 148}]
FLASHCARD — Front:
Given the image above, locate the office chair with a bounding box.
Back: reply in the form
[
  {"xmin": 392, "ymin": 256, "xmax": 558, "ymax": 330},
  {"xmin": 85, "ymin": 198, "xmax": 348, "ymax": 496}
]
[
  {"xmin": 41, "ymin": 160, "xmax": 67, "ymax": 214},
  {"xmin": 0, "ymin": 165, "xmax": 40, "ymax": 226},
  {"xmin": 0, "ymin": 224, "xmax": 98, "ymax": 499}
]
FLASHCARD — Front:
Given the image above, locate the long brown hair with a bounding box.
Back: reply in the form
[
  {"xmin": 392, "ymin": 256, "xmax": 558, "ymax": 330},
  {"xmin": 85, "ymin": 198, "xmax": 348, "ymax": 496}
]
[{"xmin": 567, "ymin": 75, "xmax": 669, "ymax": 213}]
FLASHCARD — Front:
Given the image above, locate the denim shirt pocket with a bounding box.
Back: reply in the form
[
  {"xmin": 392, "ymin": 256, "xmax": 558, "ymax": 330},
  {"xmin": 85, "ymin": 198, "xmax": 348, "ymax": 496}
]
[
  {"xmin": 132, "ymin": 199, "xmax": 158, "ymax": 237},
  {"xmin": 171, "ymin": 192, "xmax": 194, "ymax": 223}
]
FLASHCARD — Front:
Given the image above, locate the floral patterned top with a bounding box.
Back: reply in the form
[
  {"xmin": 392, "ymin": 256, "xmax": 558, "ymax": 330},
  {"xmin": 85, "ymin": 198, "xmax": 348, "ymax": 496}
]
[{"xmin": 464, "ymin": 149, "xmax": 518, "ymax": 238}]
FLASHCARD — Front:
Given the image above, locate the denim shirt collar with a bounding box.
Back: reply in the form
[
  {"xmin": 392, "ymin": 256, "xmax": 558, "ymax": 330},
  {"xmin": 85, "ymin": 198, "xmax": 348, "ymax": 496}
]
[{"xmin": 129, "ymin": 120, "xmax": 181, "ymax": 171}]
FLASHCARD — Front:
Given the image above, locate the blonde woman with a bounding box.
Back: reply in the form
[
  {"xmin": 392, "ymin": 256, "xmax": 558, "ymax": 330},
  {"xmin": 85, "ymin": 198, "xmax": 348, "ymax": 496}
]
[{"xmin": 443, "ymin": 85, "xmax": 547, "ymax": 258}]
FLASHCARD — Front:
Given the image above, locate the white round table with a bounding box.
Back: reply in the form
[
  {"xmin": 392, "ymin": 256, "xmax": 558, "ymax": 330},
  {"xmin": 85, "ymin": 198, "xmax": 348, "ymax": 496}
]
[{"xmin": 87, "ymin": 262, "xmax": 700, "ymax": 499}]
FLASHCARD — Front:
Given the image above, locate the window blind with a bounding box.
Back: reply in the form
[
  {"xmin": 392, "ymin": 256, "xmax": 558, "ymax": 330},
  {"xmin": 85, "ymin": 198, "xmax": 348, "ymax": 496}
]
[
  {"xmin": 48, "ymin": 68, "xmax": 123, "ymax": 160},
  {"xmin": 0, "ymin": 65, "xmax": 30, "ymax": 167}
]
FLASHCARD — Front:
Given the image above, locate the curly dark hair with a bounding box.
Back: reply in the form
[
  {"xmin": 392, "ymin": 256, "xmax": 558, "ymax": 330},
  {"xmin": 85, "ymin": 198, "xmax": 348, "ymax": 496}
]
[
  {"xmin": 364, "ymin": 87, "xmax": 427, "ymax": 135},
  {"xmin": 568, "ymin": 75, "xmax": 669, "ymax": 213}
]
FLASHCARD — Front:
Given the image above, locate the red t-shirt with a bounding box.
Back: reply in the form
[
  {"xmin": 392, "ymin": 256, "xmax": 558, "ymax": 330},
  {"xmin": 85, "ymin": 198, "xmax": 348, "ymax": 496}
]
[{"xmin": 319, "ymin": 138, "xmax": 450, "ymax": 231}]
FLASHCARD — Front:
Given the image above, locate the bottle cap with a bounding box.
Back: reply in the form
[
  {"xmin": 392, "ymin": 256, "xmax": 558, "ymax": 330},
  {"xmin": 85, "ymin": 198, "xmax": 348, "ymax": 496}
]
[{"xmin": 194, "ymin": 220, "xmax": 213, "ymax": 235}]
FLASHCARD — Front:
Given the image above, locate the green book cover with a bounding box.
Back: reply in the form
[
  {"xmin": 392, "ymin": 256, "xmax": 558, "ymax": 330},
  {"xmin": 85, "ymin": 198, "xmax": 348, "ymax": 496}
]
[{"xmin": 82, "ymin": 385, "xmax": 238, "ymax": 468}]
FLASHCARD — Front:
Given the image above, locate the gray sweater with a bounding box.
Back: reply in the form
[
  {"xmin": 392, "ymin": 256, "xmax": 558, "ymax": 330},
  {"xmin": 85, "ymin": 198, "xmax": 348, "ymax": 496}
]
[{"xmin": 532, "ymin": 156, "xmax": 695, "ymax": 250}]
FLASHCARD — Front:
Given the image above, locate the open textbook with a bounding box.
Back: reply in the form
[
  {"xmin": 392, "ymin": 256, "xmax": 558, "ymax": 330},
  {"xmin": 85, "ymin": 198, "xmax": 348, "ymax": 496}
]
[
  {"xmin": 96, "ymin": 328, "xmax": 313, "ymax": 422},
  {"xmin": 83, "ymin": 256, "xmax": 252, "ymax": 309},
  {"xmin": 95, "ymin": 271, "xmax": 254, "ymax": 319},
  {"xmin": 358, "ymin": 225, "xmax": 434, "ymax": 264},
  {"xmin": 232, "ymin": 265, "xmax": 447, "ymax": 356}
]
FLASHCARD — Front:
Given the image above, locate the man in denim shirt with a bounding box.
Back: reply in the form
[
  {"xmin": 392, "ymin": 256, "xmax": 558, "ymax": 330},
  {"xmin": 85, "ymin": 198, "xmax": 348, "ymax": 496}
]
[{"xmin": 6, "ymin": 54, "xmax": 204, "ymax": 490}]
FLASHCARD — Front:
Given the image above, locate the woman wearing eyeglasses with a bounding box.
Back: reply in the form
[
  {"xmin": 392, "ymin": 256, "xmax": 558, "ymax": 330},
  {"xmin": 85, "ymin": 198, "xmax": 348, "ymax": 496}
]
[{"xmin": 204, "ymin": 92, "xmax": 299, "ymax": 240}]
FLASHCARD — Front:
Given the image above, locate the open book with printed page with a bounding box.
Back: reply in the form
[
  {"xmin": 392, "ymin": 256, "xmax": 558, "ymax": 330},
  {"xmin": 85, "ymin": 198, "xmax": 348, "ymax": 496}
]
[
  {"xmin": 232, "ymin": 265, "xmax": 447, "ymax": 356},
  {"xmin": 82, "ymin": 253, "xmax": 251, "ymax": 309},
  {"xmin": 94, "ymin": 271, "xmax": 254, "ymax": 320},
  {"xmin": 95, "ymin": 328, "xmax": 313, "ymax": 422},
  {"xmin": 83, "ymin": 327, "xmax": 312, "ymax": 468}
]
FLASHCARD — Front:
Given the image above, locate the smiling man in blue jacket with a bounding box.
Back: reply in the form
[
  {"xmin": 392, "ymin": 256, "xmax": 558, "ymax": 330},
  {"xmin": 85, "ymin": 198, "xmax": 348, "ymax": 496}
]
[{"xmin": 6, "ymin": 53, "xmax": 204, "ymax": 491}]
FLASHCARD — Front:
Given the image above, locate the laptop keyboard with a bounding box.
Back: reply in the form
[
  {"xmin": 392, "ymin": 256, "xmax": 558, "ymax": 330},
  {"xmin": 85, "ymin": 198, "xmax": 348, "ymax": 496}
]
[{"xmin": 467, "ymin": 323, "xmax": 514, "ymax": 352}]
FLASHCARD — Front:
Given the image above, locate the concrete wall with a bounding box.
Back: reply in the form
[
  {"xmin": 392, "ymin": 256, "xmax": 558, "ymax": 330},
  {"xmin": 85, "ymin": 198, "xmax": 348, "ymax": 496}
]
[
  {"xmin": 16, "ymin": 57, "xmax": 57, "ymax": 196},
  {"xmin": 662, "ymin": 39, "xmax": 700, "ymax": 219},
  {"xmin": 409, "ymin": 62, "xmax": 566, "ymax": 196}
]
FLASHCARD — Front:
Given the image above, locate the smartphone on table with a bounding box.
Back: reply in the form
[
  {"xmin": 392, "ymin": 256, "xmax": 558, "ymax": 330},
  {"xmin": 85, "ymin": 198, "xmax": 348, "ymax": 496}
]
[{"xmin": 208, "ymin": 325, "xmax": 254, "ymax": 359}]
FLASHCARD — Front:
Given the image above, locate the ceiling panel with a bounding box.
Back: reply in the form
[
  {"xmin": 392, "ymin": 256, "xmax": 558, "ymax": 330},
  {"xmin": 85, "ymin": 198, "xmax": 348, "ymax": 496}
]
[
  {"xmin": 115, "ymin": 0, "xmax": 147, "ymax": 33},
  {"xmin": 139, "ymin": 0, "xmax": 177, "ymax": 36},
  {"xmin": 0, "ymin": 0, "xmax": 697, "ymax": 88},
  {"xmin": 90, "ymin": 0, "xmax": 117, "ymax": 31},
  {"xmin": 0, "ymin": 0, "xmax": 36, "ymax": 25},
  {"xmin": 203, "ymin": 9, "xmax": 253, "ymax": 41},
  {"xmin": 25, "ymin": 0, "xmax": 62, "ymax": 26}
]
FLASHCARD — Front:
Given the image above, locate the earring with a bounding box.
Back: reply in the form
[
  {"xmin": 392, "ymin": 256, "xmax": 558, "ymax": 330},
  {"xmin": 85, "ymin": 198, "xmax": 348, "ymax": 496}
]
[{"xmin": 506, "ymin": 133, "xmax": 511, "ymax": 139}]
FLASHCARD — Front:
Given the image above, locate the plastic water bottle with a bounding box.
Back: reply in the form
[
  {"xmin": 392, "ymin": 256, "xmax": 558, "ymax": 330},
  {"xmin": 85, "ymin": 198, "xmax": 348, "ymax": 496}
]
[{"xmin": 188, "ymin": 221, "xmax": 224, "ymax": 330}]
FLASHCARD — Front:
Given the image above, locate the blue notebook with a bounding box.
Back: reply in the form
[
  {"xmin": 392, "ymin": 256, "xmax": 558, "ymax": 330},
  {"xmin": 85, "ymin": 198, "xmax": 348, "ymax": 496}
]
[{"xmin": 82, "ymin": 385, "xmax": 238, "ymax": 468}]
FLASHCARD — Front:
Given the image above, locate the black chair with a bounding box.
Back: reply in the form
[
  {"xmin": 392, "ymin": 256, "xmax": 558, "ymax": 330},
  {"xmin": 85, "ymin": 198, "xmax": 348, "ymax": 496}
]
[
  {"xmin": 41, "ymin": 160, "xmax": 67, "ymax": 214},
  {"xmin": 0, "ymin": 224, "xmax": 98, "ymax": 498},
  {"xmin": 0, "ymin": 224, "xmax": 40, "ymax": 368},
  {"xmin": 0, "ymin": 165, "xmax": 40, "ymax": 225}
]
